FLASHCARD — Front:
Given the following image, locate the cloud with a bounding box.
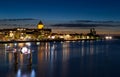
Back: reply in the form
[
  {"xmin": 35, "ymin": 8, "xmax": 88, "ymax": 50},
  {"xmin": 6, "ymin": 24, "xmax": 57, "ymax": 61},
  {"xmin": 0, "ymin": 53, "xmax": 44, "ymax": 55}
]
[{"xmin": 51, "ymin": 20, "xmax": 120, "ymax": 27}]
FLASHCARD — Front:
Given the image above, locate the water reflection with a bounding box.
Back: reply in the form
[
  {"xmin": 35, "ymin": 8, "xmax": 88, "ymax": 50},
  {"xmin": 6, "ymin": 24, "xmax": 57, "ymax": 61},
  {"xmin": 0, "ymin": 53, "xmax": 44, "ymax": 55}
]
[
  {"xmin": 3, "ymin": 42, "xmax": 34, "ymax": 77},
  {"xmin": 0, "ymin": 40, "xmax": 111, "ymax": 77},
  {"xmin": 62, "ymin": 42, "xmax": 70, "ymax": 62},
  {"xmin": 16, "ymin": 68, "xmax": 35, "ymax": 77}
]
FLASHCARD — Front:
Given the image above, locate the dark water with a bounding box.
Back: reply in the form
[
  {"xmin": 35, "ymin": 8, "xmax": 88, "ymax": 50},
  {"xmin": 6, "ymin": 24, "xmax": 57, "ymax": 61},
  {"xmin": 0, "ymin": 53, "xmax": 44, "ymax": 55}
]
[{"xmin": 0, "ymin": 40, "xmax": 120, "ymax": 77}]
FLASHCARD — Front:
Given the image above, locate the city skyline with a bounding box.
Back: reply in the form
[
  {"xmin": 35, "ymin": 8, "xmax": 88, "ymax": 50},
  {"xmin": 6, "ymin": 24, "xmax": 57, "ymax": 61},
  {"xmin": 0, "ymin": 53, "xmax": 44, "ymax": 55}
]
[{"xmin": 0, "ymin": 19, "xmax": 120, "ymax": 35}]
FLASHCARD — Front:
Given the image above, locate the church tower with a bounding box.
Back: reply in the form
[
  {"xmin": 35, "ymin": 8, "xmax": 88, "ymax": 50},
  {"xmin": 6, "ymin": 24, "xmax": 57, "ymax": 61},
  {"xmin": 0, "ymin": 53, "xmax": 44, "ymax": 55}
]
[{"xmin": 37, "ymin": 21, "xmax": 44, "ymax": 29}]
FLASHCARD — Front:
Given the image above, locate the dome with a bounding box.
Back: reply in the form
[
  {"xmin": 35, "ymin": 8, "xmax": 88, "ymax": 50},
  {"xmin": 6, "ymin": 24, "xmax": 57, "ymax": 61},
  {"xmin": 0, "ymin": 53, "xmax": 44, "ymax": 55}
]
[{"xmin": 37, "ymin": 21, "xmax": 44, "ymax": 29}]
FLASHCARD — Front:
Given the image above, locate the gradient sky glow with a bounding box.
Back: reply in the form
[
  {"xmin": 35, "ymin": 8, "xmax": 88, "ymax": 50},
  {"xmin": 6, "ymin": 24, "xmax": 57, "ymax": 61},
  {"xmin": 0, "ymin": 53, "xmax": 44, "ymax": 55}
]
[
  {"xmin": 0, "ymin": 0, "xmax": 120, "ymax": 35},
  {"xmin": 0, "ymin": 0, "xmax": 120, "ymax": 21}
]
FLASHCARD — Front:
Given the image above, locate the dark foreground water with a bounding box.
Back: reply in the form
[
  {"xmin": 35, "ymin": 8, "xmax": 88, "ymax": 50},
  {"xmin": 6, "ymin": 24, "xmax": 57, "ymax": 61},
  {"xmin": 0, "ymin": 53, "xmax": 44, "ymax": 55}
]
[{"xmin": 0, "ymin": 40, "xmax": 120, "ymax": 77}]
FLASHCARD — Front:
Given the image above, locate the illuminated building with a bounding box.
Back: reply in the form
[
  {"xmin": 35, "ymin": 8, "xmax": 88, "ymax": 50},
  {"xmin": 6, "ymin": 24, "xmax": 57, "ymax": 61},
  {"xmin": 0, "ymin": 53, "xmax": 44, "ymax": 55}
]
[
  {"xmin": 0, "ymin": 20, "xmax": 102, "ymax": 41},
  {"xmin": 37, "ymin": 21, "xmax": 44, "ymax": 29},
  {"xmin": 0, "ymin": 21, "xmax": 51, "ymax": 41}
]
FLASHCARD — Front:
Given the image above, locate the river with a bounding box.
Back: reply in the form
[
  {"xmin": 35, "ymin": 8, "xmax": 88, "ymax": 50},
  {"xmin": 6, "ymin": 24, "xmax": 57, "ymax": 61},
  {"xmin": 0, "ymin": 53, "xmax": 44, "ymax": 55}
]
[{"xmin": 0, "ymin": 40, "xmax": 120, "ymax": 77}]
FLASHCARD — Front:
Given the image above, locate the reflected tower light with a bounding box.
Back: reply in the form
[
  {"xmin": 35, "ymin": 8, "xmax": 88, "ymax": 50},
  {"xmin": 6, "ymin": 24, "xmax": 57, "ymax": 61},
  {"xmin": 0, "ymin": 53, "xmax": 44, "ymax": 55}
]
[{"xmin": 16, "ymin": 69, "xmax": 21, "ymax": 77}]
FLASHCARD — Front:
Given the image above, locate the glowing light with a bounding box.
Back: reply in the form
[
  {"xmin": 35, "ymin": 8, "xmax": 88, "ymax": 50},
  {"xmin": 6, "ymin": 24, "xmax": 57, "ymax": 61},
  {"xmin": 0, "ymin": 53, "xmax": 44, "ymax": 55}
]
[
  {"xmin": 21, "ymin": 47, "xmax": 31, "ymax": 54},
  {"xmin": 38, "ymin": 24, "xmax": 44, "ymax": 29},
  {"xmin": 36, "ymin": 42, "xmax": 40, "ymax": 45},
  {"xmin": 51, "ymin": 36, "xmax": 55, "ymax": 39},
  {"xmin": 20, "ymin": 36, "xmax": 24, "ymax": 40},
  {"xmin": 109, "ymin": 36, "xmax": 112, "ymax": 39},
  {"xmin": 105, "ymin": 36, "xmax": 112, "ymax": 40},
  {"xmin": 18, "ymin": 43, "xmax": 24, "ymax": 47},
  {"xmin": 64, "ymin": 34, "xmax": 71, "ymax": 40},
  {"xmin": 87, "ymin": 36, "xmax": 89, "ymax": 39},
  {"xmin": 14, "ymin": 43, "xmax": 17, "ymax": 46},
  {"xmin": 60, "ymin": 36, "xmax": 63, "ymax": 38},
  {"xmin": 66, "ymin": 34, "xmax": 70, "ymax": 37},
  {"xmin": 9, "ymin": 32, "xmax": 14, "ymax": 37},
  {"xmin": 82, "ymin": 36, "xmax": 86, "ymax": 39},
  {"xmin": 48, "ymin": 36, "xmax": 51, "ymax": 38},
  {"xmin": 25, "ymin": 42, "xmax": 31, "ymax": 46}
]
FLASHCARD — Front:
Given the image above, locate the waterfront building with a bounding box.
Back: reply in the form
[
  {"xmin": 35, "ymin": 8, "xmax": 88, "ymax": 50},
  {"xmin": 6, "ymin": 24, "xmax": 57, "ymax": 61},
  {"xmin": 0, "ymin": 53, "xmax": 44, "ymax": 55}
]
[
  {"xmin": 0, "ymin": 20, "xmax": 102, "ymax": 41},
  {"xmin": 0, "ymin": 21, "xmax": 51, "ymax": 41}
]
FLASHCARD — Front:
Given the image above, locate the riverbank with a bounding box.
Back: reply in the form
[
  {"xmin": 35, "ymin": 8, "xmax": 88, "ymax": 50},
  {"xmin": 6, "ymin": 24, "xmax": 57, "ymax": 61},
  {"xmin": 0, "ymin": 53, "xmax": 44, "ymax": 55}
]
[{"xmin": 0, "ymin": 39, "xmax": 103, "ymax": 43}]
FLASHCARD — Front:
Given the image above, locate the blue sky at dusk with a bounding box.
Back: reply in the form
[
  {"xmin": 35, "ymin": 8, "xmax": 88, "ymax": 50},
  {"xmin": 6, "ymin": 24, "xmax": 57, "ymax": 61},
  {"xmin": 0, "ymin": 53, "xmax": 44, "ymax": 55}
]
[
  {"xmin": 0, "ymin": 0, "xmax": 120, "ymax": 34},
  {"xmin": 0, "ymin": 0, "xmax": 120, "ymax": 21}
]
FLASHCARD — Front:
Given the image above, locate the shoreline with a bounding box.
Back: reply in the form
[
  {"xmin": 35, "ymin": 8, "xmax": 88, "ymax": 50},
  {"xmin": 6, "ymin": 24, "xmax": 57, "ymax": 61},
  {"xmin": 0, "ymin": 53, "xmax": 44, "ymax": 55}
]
[{"xmin": 0, "ymin": 39, "xmax": 104, "ymax": 43}]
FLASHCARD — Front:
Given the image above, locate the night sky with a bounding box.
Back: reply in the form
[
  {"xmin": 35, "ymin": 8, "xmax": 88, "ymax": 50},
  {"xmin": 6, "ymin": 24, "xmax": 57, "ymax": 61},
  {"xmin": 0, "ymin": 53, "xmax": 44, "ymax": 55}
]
[
  {"xmin": 0, "ymin": 0, "xmax": 120, "ymax": 21},
  {"xmin": 0, "ymin": 0, "xmax": 120, "ymax": 34}
]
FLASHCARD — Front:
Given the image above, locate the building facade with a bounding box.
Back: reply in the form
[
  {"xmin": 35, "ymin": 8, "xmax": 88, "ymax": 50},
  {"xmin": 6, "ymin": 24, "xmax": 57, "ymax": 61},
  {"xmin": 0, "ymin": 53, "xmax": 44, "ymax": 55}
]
[{"xmin": 0, "ymin": 21, "xmax": 51, "ymax": 41}]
